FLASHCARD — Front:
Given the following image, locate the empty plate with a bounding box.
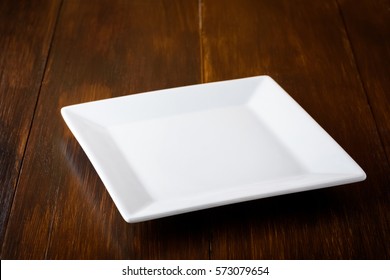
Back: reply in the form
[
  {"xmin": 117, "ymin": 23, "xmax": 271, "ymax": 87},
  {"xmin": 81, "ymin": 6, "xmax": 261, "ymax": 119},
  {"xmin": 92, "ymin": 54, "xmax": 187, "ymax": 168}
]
[{"xmin": 61, "ymin": 76, "xmax": 366, "ymax": 222}]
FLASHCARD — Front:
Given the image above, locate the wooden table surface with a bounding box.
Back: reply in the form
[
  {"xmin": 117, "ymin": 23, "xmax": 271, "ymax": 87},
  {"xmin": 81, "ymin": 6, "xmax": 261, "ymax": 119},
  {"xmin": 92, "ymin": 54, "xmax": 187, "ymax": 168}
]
[{"xmin": 1, "ymin": 0, "xmax": 389, "ymax": 259}]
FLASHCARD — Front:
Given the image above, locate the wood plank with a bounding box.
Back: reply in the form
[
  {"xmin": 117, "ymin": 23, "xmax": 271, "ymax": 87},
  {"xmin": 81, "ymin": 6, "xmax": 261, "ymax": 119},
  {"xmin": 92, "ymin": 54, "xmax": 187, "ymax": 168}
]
[
  {"xmin": 0, "ymin": 0, "xmax": 61, "ymax": 252},
  {"xmin": 338, "ymin": 0, "xmax": 390, "ymax": 161},
  {"xmin": 202, "ymin": 0, "xmax": 390, "ymax": 258},
  {"xmin": 2, "ymin": 0, "xmax": 208, "ymax": 259}
]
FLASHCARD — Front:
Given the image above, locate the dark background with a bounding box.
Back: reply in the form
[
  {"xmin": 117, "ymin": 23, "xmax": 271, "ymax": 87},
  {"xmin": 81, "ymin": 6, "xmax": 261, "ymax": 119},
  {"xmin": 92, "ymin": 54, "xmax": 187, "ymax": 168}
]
[{"xmin": 0, "ymin": 0, "xmax": 389, "ymax": 259}]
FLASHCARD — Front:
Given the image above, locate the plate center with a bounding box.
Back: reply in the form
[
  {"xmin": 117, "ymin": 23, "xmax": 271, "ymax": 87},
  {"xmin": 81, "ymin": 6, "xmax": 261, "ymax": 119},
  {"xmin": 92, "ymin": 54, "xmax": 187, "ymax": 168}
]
[{"xmin": 108, "ymin": 105, "xmax": 305, "ymax": 201}]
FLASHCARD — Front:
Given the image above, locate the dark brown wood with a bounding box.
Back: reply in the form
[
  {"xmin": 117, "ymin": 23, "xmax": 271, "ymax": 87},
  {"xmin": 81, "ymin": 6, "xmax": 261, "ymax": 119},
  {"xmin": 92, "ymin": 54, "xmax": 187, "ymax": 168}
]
[
  {"xmin": 1, "ymin": 0, "xmax": 208, "ymax": 259},
  {"xmin": 1, "ymin": 0, "xmax": 389, "ymax": 260},
  {"xmin": 0, "ymin": 0, "xmax": 61, "ymax": 252},
  {"xmin": 338, "ymin": 0, "xmax": 390, "ymax": 161},
  {"xmin": 202, "ymin": 0, "xmax": 390, "ymax": 259}
]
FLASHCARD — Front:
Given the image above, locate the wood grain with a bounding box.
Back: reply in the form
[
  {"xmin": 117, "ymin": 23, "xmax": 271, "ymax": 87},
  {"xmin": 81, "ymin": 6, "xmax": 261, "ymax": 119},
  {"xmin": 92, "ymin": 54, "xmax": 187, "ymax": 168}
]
[
  {"xmin": 1, "ymin": 0, "xmax": 389, "ymax": 259},
  {"xmin": 202, "ymin": 0, "xmax": 390, "ymax": 259},
  {"xmin": 1, "ymin": 0, "xmax": 208, "ymax": 259},
  {"xmin": 0, "ymin": 0, "xmax": 61, "ymax": 252},
  {"xmin": 338, "ymin": 0, "xmax": 390, "ymax": 161}
]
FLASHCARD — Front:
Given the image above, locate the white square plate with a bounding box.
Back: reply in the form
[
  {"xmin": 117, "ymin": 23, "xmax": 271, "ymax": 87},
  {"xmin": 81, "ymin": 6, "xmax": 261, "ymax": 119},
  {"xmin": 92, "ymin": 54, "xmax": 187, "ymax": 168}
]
[{"xmin": 61, "ymin": 76, "xmax": 366, "ymax": 222}]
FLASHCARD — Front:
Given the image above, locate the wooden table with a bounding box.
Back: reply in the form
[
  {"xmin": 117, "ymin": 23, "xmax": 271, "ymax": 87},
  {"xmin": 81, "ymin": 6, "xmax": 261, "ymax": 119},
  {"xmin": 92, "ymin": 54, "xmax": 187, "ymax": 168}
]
[{"xmin": 1, "ymin": 0, "xmax": 389, "ymax": 259}]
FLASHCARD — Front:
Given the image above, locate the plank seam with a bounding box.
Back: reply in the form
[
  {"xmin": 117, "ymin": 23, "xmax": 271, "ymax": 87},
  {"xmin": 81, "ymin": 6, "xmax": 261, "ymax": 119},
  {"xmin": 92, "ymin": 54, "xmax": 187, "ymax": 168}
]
[
  {"xmin": 42, "ymin": 0, "xmax": 65, "ymax": 260},
  {"xmin": 0, "ymin": 0, "xmax": 65, "ymax": 259},
  {"xmin": 199, "ymin": 0, "xmax": 205, "ymax": 84},
  {"xmin": 335, "ymin": 0, "xmax": 390, "ymax": 167}
]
